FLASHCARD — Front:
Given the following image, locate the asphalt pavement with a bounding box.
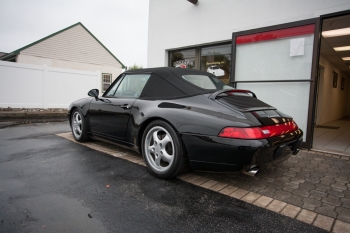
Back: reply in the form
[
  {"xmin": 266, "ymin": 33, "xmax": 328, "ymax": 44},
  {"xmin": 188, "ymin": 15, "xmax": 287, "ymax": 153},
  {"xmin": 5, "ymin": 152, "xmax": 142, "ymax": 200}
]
[{"xmin": 0, "ymin": 122, "xmax": 326, "ymax": 232}]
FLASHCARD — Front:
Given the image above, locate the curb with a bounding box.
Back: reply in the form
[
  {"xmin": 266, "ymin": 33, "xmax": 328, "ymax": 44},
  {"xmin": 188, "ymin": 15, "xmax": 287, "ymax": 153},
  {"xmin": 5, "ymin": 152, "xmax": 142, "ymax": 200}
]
[
  {"xmin": 0, "ymin": 112, "xmax": 67, "ymax": 121},
  {"xmin": 0, "ymin": 119, "xmax": 68, "ymax": 129}
]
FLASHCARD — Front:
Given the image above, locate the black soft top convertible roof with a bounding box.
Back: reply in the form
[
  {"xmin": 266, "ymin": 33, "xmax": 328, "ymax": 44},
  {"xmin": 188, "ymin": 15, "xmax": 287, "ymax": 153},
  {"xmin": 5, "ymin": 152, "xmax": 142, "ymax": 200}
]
[{"xmin": 125, "ymin": 67, "xmax": 218, "ymax": 99}]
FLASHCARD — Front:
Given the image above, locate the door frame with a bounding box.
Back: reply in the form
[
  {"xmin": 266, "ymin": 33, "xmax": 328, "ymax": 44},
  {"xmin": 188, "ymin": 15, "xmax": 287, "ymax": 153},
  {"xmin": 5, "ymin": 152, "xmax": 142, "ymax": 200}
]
[{"xmin": 309, "ymin": 9, "xmax": 350, "ymax": 149}]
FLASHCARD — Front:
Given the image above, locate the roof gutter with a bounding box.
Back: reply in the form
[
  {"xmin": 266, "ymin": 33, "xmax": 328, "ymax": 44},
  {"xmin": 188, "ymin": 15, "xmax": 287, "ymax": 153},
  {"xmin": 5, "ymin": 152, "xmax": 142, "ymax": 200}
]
[{"xmin": 0, "ymin": 52, "xmax": 18, "ymax": 61}]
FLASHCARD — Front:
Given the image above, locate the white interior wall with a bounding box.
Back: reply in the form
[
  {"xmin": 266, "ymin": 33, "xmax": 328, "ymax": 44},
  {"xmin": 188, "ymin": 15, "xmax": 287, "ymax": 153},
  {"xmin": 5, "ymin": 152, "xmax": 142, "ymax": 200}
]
[
  {"xmin": 148, "ymin": 0, "xmax": 350, "ymax": 67},
  {"xmin": 0, "ymin": 61, "xmax": 100, "ymax": 108},
  {"xmin": 315, "ymin": 67, "xmax": 325, "ymax": 125},
  {"xmin": 318, "ymin": 55, "xmax": 350, "ymax": 124}
]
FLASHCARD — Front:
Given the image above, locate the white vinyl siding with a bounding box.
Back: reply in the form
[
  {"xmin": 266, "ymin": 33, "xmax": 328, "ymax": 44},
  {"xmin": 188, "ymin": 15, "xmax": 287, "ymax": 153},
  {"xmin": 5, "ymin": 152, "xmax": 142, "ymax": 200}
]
[{"xmin": 20, "ymin": 24, "xmax": 122, "ymax": 68}]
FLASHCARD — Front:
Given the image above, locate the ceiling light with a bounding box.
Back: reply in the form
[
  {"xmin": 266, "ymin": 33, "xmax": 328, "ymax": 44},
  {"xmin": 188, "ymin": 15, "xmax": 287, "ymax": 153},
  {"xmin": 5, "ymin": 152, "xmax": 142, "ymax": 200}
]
[
  {"xmin": 322, "ymin": 27, "xmax": 350, "ymax": 38},
  {"xmin": 334, "ymin": 46, "xmax": 350, "ymax": 51},
  {"xmin": 342, "ymin": 57, "xmax": 350, "ymax": 61}
]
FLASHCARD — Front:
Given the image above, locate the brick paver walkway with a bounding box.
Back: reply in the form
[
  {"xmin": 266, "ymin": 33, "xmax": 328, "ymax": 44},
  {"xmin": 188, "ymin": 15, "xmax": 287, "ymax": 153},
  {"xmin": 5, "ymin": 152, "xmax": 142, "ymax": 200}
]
[{"xmin": 194, "ymin": 151, "xmax": 350, "ymax": 223}]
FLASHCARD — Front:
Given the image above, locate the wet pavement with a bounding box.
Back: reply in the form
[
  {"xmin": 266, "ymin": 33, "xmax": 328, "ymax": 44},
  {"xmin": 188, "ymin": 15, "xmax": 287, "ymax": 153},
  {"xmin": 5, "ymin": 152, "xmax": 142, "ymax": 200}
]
[
  {"xmin": 58, "ymin": 132, "xmax": 350, "ymax": 232},
  {"xmin": 0, "ymin": 122, "xmax": 327, "ymax": 232}
]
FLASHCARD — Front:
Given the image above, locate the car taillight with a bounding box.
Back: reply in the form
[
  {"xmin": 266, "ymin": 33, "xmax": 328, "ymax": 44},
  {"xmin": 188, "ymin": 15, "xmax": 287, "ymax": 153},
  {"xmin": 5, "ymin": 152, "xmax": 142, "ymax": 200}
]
[{"xmin": 218, "ymin": 120, "xmax": 298, "ymax": 139}]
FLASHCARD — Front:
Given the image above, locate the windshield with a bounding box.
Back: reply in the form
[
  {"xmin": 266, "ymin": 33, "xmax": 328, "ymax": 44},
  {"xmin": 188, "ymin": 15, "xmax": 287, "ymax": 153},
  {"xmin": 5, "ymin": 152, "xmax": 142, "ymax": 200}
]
[{"xmin": 182, "ymin": 75, "xmax": 233, "ymax": 90}]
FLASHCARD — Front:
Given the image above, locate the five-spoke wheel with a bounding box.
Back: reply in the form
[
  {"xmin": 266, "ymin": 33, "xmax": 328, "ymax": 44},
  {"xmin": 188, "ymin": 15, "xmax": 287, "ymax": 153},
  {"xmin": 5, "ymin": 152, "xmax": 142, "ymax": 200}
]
[
  {"xmin": 145, "ymin": 126, "xmax": 174, "ymax": 172},
  {"xmin": 71, "ymin": 109, "xmax": 89, "ymax": 142},
  {"xmin": 142, "ymin": 120, "xmax": 187, "ymax": 178}
]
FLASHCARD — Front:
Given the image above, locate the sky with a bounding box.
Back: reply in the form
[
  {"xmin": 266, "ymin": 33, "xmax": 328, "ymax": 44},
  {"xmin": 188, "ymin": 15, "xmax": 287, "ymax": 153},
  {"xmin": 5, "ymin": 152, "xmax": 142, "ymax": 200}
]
[{"xmin": 0, "ymin": 0, "xmax": 149, "ymax": 68}]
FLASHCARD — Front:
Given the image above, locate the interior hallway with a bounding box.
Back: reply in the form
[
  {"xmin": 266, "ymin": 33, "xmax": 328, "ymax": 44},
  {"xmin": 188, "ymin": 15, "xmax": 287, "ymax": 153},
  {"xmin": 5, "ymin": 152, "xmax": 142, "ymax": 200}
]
[{"xmin": 313, "ymin": 117, "xmax": 350, "ymax": 155}]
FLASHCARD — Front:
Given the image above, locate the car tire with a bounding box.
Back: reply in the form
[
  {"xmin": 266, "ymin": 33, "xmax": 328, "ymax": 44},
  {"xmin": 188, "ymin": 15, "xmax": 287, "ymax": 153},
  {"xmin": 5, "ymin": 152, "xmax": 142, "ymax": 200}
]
[
  {"xmin": 142, "ymin": 120, "xmax": 188, "ymax": 179},
  {"xmin": 71, "ymin": 108, "xmax": 89, "ymax": 142}
]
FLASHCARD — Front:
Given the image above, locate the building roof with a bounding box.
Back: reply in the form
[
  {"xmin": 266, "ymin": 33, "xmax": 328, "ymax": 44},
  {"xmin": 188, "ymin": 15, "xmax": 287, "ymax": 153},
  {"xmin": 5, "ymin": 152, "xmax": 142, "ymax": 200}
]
[
  {"xmin": 0, "ymin": 22, "xmax": 125, "ymax": 68},
  {"xmin": 0, "ymin": 52, "xmax": 7, "ymax": 58}
]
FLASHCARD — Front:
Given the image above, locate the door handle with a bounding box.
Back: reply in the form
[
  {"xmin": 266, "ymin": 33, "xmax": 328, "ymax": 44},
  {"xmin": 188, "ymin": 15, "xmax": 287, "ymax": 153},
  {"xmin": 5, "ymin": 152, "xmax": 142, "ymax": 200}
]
[{"xmin": 121, "ymin": 104, "xmax": 131, "ymax": 110}]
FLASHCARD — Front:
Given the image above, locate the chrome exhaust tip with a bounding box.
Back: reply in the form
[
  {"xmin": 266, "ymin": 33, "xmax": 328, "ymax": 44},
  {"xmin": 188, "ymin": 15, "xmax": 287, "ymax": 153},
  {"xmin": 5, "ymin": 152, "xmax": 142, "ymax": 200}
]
[{"xmin": 243, "ymin": 165, "xmax": 260, "ymax": 177}]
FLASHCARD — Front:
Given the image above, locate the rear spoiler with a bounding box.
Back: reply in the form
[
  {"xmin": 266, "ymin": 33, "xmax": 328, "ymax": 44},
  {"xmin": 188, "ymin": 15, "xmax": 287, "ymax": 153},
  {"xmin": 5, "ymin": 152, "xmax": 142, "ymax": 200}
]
[{"xmin": 209, "ymin": 89, "xmax": 257, "ymax": 100}]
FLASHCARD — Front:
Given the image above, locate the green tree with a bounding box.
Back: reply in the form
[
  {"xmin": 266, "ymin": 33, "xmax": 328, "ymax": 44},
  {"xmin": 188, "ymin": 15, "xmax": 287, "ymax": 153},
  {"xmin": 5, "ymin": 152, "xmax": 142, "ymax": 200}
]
[
  {"xmin": 128, "ymin": 64, "xmax": 143, "ymax": 70},
  {"xmin": 171, "ymin": 52, "xmax": 184, "ymax": 67}
]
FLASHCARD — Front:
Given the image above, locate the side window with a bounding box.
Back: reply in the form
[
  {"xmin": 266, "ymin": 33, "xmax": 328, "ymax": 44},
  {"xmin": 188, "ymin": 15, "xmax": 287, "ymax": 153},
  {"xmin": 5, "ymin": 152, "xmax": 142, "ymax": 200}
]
[
  {"xmin": 112, "ymin": 74, "xmax": 151, "ymax": 98},
  {"xmin": 105, "ymin": 75, "xmax": 124, "ymax": 97}
]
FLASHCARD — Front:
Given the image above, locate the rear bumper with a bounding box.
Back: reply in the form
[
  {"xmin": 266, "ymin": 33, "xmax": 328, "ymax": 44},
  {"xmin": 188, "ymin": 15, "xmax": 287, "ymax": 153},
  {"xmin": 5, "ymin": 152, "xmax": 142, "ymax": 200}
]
[{"xmin": 181, "ymin": 129, "xmax": 303, "ymax": 171}]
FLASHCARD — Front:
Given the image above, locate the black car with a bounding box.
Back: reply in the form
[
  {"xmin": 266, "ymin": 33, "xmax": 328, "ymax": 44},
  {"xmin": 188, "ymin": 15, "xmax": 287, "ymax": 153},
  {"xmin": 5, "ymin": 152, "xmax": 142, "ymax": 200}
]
[{"xmin": 68, "ymin": 67, "xmax": 303, "ymax": 179}]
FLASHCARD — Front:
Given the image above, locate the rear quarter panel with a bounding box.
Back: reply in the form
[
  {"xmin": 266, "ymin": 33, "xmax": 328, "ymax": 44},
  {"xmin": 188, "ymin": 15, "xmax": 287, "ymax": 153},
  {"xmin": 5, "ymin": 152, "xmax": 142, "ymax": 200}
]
[{"xmin": 131, "ymin": 95, "xmax": 260, "ymax": 148}]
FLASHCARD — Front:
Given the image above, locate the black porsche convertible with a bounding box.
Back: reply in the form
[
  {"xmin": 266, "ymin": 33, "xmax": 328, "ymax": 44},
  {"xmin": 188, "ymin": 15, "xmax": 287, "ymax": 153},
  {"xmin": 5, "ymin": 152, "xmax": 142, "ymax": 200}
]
[{"xmin": 68, "ymin": 67, "xmax": 303, "ymax": 179}]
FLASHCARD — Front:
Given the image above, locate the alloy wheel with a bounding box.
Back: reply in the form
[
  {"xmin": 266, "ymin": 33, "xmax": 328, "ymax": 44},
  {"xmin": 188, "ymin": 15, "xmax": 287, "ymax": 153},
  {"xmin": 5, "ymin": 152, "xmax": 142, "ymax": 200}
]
[
  {"xmin": 72, "ymin": 111, "xmax": 83, "ymax": 139},
  {"xmin": 144, "ymin": 126, "xmax": 175, "ymax": 173}
]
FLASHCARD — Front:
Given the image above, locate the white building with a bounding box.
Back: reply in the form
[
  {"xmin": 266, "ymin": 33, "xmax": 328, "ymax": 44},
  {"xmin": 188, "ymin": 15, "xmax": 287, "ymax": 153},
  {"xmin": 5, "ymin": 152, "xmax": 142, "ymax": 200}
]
[
  {"xmin": 0, "ymin": 22, "xmax": 125, "ymax": 92},
  {"xmin": 148, "ymin": 0, "xmax": 350, "ymax": 151}
]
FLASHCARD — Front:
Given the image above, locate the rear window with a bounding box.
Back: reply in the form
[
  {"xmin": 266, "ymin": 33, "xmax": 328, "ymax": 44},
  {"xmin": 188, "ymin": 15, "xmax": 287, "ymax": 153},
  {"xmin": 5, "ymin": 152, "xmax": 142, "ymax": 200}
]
[{"xmin": 182, "ymin": 75, "xmax": 233, "ymax": 90}]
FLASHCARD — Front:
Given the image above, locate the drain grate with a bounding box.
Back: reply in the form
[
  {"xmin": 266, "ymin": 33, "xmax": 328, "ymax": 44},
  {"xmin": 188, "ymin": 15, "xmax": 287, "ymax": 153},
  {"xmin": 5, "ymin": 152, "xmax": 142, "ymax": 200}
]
[{"xmin": 314, "ymin": 125, "xmax": 340, "ymax": 129}]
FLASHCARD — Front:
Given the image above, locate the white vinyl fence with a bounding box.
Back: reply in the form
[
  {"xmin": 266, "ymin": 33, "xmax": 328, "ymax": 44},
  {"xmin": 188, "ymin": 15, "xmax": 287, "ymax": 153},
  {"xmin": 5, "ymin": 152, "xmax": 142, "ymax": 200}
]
[{"xmin": 0, "ymin": 61, "xmax": 101, "ymax": 108}]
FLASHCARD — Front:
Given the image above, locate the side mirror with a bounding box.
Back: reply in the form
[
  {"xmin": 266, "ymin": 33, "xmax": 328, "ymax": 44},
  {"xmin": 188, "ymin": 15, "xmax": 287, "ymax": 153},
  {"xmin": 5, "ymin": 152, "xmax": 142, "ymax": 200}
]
[{"xmin": 88, "ymin": 89, "xmax": 99, "ymax": 100}]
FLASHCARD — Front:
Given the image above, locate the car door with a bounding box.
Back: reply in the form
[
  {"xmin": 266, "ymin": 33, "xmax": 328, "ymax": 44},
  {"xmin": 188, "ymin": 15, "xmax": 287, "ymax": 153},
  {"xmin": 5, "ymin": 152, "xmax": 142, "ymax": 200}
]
[{"xmin": 89, "ymin": 73, "xmax": 151, "ymax": 140}]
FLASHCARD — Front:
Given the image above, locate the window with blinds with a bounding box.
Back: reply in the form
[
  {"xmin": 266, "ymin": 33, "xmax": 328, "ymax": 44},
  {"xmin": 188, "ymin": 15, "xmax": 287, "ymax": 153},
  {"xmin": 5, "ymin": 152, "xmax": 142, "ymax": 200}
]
[{"xmin": 102, "ymin": 74, "xmax": 112, "ymax": 92}]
